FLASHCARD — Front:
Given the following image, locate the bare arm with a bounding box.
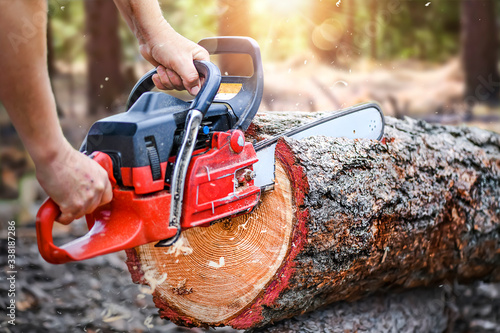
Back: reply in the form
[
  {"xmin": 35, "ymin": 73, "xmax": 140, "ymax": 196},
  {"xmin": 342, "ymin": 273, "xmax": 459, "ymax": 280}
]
[
  {"xmin": 113, "ymin": 0, "xmax": 210, "ymax": 95},
  {"xmin": 0, "ymin": 0, "xmax": 112, "ymax": 223}
]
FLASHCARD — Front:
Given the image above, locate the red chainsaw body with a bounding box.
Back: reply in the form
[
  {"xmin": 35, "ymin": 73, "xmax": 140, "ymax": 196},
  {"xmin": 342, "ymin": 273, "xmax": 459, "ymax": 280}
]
[
  {"xmin": 120, "ymin": 162, "xmax": 169, "ymax": 194},
  {"xmin": 182, "ymin": 131, "xmax": 260, "ymax": 228},
  {"xmin": 36, "ymin": 130, "xmax": 261, "ymax": 264},
  {"xmin": 36, "ymin": 37, "xmax": 266, "ymax": 264}
]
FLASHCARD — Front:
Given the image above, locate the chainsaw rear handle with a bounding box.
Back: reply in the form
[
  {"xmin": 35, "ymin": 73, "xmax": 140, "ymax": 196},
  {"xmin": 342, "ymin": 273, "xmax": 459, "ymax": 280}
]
[
  {"xmin": 36, "ymin": 152, "xmax": 115, "ymax": 264},
  {"xmin": 126, "ymin": 60, "xmax": 221, "ymax": 111}
]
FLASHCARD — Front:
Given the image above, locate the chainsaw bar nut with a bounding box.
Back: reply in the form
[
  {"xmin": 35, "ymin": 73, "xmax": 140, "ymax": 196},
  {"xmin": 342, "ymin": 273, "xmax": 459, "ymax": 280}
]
[
  {"xmin": 230, "ymin": 130, "xmax": 246, "ymax": 154},
  {"xmin": 236, "ymin": 168, "xmax": 256, "ymax": 186}
]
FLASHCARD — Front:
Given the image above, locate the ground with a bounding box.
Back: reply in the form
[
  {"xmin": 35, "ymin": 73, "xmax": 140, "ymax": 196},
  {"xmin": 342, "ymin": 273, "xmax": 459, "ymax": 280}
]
[
  {"xmin": 0, "ymin": 231, "xmax": 241, "ymax": 333},
  {"xmin": 1, "ymin": 230, "xmax": 499, "ymax": 332}
]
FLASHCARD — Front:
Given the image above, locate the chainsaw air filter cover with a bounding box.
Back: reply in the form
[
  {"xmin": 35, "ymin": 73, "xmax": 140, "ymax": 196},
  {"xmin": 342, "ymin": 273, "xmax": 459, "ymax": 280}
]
[{"xmin": 84, "ymin": 92, "xmax": 230, "ymax": 170}]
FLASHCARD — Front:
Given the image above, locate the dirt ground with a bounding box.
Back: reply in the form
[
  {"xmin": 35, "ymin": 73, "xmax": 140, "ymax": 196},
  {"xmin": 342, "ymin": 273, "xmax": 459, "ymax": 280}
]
[
  {"xmin": 1, "ymin": 230, "xmax": 499, "ymax": 333},
  {"xmin": 0, "ymin": 231, "xmax": 242, "ymax": 333}
]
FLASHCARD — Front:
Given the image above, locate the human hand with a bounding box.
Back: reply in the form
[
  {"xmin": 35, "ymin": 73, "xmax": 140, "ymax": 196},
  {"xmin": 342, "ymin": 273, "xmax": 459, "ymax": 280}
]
[
  {"xmin": 35, "ymin": 143, "xmax": 113, "ymax": 224},
  {"xmin": 138, "ymin": 20, "xmax": 210, "ymax": 96}
]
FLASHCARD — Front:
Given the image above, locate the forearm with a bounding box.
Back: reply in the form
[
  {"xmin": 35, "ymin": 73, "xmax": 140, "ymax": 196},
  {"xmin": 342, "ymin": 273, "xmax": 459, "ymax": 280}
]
[
  {"xmin": 113, "ymin": 0, "xmax": 209, "ymax": 95},
  {"xmin": 113, "ymin": 0, "xmax": 173, "ymax": 44},
  {"xmin": 0, "ymin": 0, "xmax": 71, "ymax": 164}
]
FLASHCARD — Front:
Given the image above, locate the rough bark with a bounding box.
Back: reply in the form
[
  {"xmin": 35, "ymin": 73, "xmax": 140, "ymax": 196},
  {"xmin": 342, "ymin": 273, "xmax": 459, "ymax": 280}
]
[{"xmin": 126, "ymin": 114, "xmax": 500, "ymax": 330}]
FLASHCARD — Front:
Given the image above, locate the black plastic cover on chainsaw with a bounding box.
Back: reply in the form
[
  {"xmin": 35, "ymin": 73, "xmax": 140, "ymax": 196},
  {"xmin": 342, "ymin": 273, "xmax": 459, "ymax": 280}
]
[{"xmin": 83, "ymin": 92, "xmax": 229, "ymax": 169}]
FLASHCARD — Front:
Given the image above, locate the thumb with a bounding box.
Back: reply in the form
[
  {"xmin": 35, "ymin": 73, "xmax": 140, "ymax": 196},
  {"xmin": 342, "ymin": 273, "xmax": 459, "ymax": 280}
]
[{"xmin": 169, "ymin": 57, "xmax": 202, "ymax": 96}]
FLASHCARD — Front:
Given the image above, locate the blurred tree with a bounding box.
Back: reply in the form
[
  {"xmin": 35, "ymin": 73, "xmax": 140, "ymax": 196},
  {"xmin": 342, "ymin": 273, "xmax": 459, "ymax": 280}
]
[
  {"xmin": 84, "ymin": 0, "xmax": 124, "ymax": 115},
  {"xmin": 218, "ymin": 0, "xmax": 250, "ymax": 37},
  {"xmin": 46, "ymin": 15, "xmax": 64, "ymax": 117},
  {"xmin": 310, "ymin": 0, "xmax": 365, "ymax": 66},
  {"xmin": 345, "ymin": 0, "xmax": 356, "ymax": 56},
  {"xmin": 378, "ymin": 0, "xmax": 459, "ymax": 61},
  {"xmin": 47, "ymin": 18, "xmax": 56, "ymax": 79},
  {"xmin": 217, "ymin": 0, "xmax": 252, "ymax": 75},
  {"xmin": 47, "ymin": 1, "xmax": 87, "ymax": 117},
  {"xmin": 461, "ymin": 0, "xmax": 500, "ymax": 106},
  {"xmin": 369, "ymin": 0, "xmax": 377, "ymax": 59}
]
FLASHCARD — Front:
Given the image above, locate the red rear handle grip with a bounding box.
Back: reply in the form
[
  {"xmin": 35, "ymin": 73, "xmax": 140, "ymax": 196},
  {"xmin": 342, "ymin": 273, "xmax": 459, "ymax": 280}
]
[
  {"xmin": 35, "ymin": 152, "xmax": 115, "ymax": 264},
  {"xmin": 36, "ymin": 198, "xmax": 70, "ymax": 264},
  {"xmin": 36, "ymin": 152, "xmax": 176, "ymax": 264}
]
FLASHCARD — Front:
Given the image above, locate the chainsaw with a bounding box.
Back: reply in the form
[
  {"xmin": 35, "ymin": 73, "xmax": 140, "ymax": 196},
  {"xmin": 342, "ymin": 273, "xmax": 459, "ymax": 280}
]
[{"xmin": 36, "ymin": 37, "xmax": 384, "ymax": 264}]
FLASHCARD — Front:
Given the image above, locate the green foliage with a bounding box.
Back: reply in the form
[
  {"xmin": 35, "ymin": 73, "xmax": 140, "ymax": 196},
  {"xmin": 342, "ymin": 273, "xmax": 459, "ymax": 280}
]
[
  {"xmin": 159, "ymin": 0, "xmax": 218, "ymax": 42},
  {"xmin": 48, "ymin": 0, "xmax": 86, "ymax": 63},
  {"xmin": 378, "ymin": 0, "xmax": 461, "ymax": 61}
]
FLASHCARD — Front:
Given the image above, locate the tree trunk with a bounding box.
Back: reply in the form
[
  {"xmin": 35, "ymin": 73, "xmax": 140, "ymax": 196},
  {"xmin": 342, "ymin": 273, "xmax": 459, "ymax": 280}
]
[
  {"xmin": 461, "ymin": 0, "xmax": 500, "ymax": 106},
  {"xmin": 46, "ymin": 15, "xmax": 64, "ymax": 118},
  {"xmin": 125, "ymin": 114, "xmax": 500, "ymax": 330},
  {"xmin": 369, "ymin": 0, "xmax": 377, "ymax": 59},
  {"xmin": 84, "ymin": 0, "xmax": 124, "ymax": 115},
  {"xmin": 217, "ymin": 0, "xmax": 253, "ymax": 76},
  {"xmin": 345, "ymin": 0, "xmax": 355, "ymax": 57}
]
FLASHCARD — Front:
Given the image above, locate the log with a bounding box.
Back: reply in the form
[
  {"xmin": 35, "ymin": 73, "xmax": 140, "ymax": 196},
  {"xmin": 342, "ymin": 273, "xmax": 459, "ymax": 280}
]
[{"xmin": 125, "ymin": 114, "xmax": 500, "ymax": 330}]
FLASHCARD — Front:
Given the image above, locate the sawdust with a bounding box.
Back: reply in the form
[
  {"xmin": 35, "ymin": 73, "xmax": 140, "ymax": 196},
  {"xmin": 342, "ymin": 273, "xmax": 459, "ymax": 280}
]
[
  {"xmin": 144, "ymin": 315, "xmax": 154, "ymax": 329},
  {"xmin": 101, "ymin": 303, "xmax": 132, "ymax": 323},
  {"xmin": 172, "ymin": 279, "xmax": 194, "ymax": 295},
  {"xmin": 138, "ymin": 265, "xmax": 168, "ymax": 295},
  {"xmin": 237, "ymin": 215, "xmax": 254, "ymax": 231},
  {"xmin": 163, "ymin": 235, "xmax": 193, "ymax": 257},
  {"xmin": 208, "ymin": 256, "xmax": 226, "ymax": 268}
]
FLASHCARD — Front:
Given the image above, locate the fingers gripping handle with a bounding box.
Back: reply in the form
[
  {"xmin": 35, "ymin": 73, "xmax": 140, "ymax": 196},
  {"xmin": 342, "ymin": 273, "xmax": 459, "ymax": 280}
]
[
  {"xmin": 36, "ymin": 152, "xmax": 116, "ymax": 264},
  {"xmin": 190, "ymin": 60, "xmax": 221, "ymax": 115},
  {"xmin": 125, "ymin": 60, "xmax": 221, "ymax": 111}
]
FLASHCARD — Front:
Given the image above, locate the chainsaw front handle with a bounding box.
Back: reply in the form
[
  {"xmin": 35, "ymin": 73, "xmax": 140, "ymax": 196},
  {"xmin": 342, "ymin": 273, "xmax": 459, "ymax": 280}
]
[
  {"xmin": 125, "ymin": 67, "xmax": 157, "ymax": 110},
  {"xmin": 190, "ymin": 60, "xmax": 221, "ymax": 115},
  {"xmin": 198, "ymin": 36, "xmax": 264, "ymax": 131},
  {"xmin": 125, "ymin": 60, "xmax": 221, "ymax": 111}
]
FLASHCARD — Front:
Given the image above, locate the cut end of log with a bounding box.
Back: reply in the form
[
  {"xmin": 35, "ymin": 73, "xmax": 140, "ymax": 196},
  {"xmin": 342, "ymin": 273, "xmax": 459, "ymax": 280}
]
[{"xmin": 126, "ymin": 162, "xmax": 295, "ymax": 327}]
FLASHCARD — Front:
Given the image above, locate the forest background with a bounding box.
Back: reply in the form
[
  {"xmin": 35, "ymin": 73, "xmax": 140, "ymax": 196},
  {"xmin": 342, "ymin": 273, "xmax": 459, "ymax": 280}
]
[
  {"xmin": 2, "ymin": 0, "xmax": 500, "ymax": 232},
  {"xmin": 0, "ymin": 1, "xmax": 500, "ymax": 332},
  {"xmin": 1, "ymin": 0, "xmax": 499, "ymax": 259}
]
